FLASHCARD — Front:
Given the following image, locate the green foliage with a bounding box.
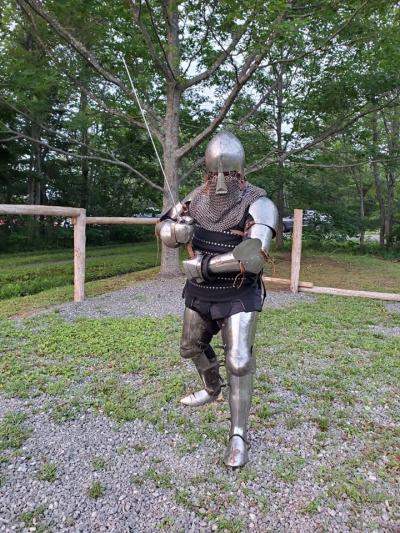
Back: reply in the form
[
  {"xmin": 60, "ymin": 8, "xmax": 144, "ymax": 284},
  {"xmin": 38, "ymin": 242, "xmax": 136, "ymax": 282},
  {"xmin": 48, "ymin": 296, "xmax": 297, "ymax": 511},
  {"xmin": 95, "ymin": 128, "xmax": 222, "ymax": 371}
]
[
  {"xmin": 92, "ymin": 457, "xmax": 107, "ymax": 471},
  {"xmin": 274, "ymin": 456, "xmax": 306, "ymax": 483},
  {"xmin": 1, "ymin": 0, "xmax": 399, "ymax": 259},
  {"xmin": 19, "ymin": 506, "xmax": 47, "ymax": 530},
  {"xmin": 0, "ymin": 221, "xmax": 155, "ymax": 253}
]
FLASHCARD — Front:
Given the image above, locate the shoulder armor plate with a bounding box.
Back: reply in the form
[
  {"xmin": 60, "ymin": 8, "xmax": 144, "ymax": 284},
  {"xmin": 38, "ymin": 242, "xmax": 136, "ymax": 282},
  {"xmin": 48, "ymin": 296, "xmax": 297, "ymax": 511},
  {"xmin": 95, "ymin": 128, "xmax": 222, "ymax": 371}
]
[{"xmin": 248, "ymin": 197, "xmax": 278, "ymax": 236}]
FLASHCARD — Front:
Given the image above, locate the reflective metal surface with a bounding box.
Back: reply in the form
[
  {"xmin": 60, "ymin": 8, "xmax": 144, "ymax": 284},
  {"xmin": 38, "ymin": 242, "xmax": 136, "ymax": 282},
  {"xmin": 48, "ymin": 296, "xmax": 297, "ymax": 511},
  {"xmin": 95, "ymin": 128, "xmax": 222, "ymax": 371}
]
[
  {"xmin": 181, "ymin": 388, "xmax": 223, "ymax": 407},
  {"xmin": 248, "ymin": 196, "xmax": 278, "ymax": 229},
  {"xmin": 156, "ymin": 219, "xmax": 194, "ymax": 248},
  {"xmin": 182, "ymin": 254, "xmax": 204, "ymax": 283},
  {"xmin": 224, "ymin": 434, "xmax": 248, "ymax": 467},
  {"xmin": 180, "ymin": 307, "xmax": 221, "ymax": 396},
  {"xmin": 205, "ymin": 131, "xmax": 245, "ymax": 177},
  {"xmin": 221, "ymin": 311, "xmax": 258, "ymax": 467},
  {"xmin": 221, "ymin": 311, "xmax": 257, "ymax": 376},
  {"xmin": 208, "ymin": 251, "xmax": 239, "ymax": 274},
  {"xmin": 159, "ymin": 200, "xmax": 185, "ymax": 222},
  {"xmin": 208, "ymin": 239, "xmax": 265, "ymax": 276}
]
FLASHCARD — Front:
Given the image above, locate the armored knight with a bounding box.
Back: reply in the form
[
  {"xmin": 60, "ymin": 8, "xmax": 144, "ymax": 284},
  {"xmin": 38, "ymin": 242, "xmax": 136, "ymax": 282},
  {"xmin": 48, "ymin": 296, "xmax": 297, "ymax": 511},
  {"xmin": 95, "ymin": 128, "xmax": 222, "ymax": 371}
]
[{"xmin": 156, "ymin": 131, "xmax": 278, "ymax": 467}]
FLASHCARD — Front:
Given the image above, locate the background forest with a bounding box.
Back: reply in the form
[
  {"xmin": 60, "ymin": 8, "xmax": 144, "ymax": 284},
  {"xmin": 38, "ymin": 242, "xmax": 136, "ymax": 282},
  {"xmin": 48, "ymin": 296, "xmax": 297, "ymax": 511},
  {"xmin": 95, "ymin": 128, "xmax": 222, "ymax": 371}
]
[{"xmin": 0, "ymin": 0, "xmax": 399, "ymax": 265}]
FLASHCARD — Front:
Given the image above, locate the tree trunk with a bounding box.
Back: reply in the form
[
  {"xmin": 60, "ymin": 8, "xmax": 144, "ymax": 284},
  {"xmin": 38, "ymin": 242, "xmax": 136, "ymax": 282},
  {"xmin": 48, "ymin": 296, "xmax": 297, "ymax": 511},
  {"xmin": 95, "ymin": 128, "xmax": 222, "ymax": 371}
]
[
  {"xmin": 359, "ymin": 195, "xmax": 365, "ymax": 246},
  {"xmin": 159, "ymin": 83, "xmax": 182, "ymax": 277},
  {"xmin": 382, "ymin": 106, "xmax": 399, "ymax": 247},
  {"xmin": 28, "ymin": 122, "xmax": 42, "ymax": 205},
  {"xmin": 351, "ymin": 168, "xmax": 366, "ymax": 246},
  {"xmin": 371, "ymin": 112, "xmax": 385, "ymax": 246},
  {"xmin": 275, "ymin": 64, "xmax": 285, "ymax": 249},
  {"xmin": 79, "ymin": 90, "xmax": 89, "ymax": 209},
  {"xmin": 384, "ymin": 169, "xmax": 395, "ymax": 247},
  {"xmin": 159, "ymin": 1, "xmax": 182, "ymax": 277}
]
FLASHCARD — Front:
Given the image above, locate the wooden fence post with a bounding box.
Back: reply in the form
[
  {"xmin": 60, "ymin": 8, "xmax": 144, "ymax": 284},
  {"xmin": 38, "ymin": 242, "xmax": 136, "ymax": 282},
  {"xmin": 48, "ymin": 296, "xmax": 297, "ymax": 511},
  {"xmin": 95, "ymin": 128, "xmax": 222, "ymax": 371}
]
[
  {"xmin": 73, "ymin": 209, "xmax": 86, "ymax": 302},
  {"xmin": 290, "ymin": 209, "xmax": 303, "ymax": 293}
]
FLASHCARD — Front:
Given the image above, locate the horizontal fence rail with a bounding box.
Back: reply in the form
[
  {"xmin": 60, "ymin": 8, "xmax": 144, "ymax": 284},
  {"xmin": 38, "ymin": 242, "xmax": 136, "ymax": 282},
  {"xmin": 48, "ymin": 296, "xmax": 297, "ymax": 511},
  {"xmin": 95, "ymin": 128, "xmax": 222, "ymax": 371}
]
[
  {"xmin": 86, "ymin": 216, "xmax": 159, "ymax": 225},
  {"xmin": 0, "ymin": 204, "xmax": 84, "ymax": 217},
  {"xmin": 2, "ymin": 204, "xmax": 399, "ymax": 304}
]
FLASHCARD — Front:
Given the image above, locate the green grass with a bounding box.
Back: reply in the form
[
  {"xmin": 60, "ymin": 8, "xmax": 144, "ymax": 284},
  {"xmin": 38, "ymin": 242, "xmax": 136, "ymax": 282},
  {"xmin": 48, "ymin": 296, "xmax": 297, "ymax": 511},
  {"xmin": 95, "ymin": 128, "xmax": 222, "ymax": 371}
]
[
  {"xmin": 274, "ymin": 456, "xmax": 306, "ymax": 483},
  {"xmin": 0, "ymin": 266, "xmax": 159, "ymax": 319},
  {"xmin": 270, "ymin": 250, "xmax": 400, "ymax": 292},
  {"xmin": 87, "ymin": 481, "xmax": 106, "ymax": 499},
  {"xmin": 92, "ymin": 457, "xmax": 107, "ymax": 471},
  {"xmin": 1, "ymin": 251, "xmax": 400, "ymax": 526},
  {"xmin": 0, "ymin": 412, "xmax": 30, "ymax": 451},
  {"xmin": 37, "ymin": 462, "xmax": 57, "ymax": 482},
  {"xmin": 19, "ymin": 505, "xmax": 48, "ymax": 532},
  {"xmin": 0, "ymin": 242, "xmax": 159, "ymax": 300},
  {"xmin": 2, "ymin": 245, "xmax": 400, "ymax": 321}
]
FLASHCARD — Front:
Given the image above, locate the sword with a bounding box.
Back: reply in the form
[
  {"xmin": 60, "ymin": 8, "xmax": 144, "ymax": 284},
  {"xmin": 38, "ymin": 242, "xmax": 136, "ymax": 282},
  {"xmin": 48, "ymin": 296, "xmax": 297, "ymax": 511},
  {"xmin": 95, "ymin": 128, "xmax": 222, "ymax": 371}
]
[{"xmin": 120, "ymin": 54, "xmax": 177, "ymax": 211}]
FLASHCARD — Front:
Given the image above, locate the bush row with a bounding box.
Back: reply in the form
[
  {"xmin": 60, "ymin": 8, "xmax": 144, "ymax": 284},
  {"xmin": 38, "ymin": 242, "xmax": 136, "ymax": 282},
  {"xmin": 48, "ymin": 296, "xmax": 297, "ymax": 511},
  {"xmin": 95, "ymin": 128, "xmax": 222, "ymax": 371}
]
[{"xmin": 0, "ymin": 223, "xmax": 156, "ymax": 252}]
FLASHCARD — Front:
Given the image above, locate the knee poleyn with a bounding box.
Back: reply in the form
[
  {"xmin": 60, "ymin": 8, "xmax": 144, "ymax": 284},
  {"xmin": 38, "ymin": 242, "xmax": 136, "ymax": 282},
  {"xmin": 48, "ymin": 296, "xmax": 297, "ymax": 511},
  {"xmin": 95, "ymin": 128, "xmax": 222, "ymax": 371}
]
[
  {"xmin": 180, "ymin": 341, "xmax": 203, "ymax": 360},
  {"xmin": 226, "ymin": 350, "xmax": 253, "ymax": 376}
]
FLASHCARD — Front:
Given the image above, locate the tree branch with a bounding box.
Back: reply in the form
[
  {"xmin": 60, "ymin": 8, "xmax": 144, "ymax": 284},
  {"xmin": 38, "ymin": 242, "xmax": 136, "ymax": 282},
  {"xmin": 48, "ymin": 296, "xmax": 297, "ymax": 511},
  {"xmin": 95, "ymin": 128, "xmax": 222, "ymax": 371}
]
[
  {"xmin": 247, "ymin": 93, "xmax": 400, "ymax": 174},
  {"xmin": 233, "ymin": 82, "xmax": 277, "ymax": 129},
  {"xmin": 263, "ymin": 0, "xmax": 368, "ymax": 69},
  {"xmin": 127, "ymin": 0, "xmax": 175, "ymax": 81},
  {"xmin": 1, "ymin": 122, "xmax": 164, "ymax": 192},
  {"xmin": 179, "ymin": 156, "xmax": 205, "ymax": 183},
  {"xmin": 182, "ymin": 25, "xmax": 248, "ymax": 90},
  {"xmin": 177, "ymin": 10, "xmax": 289, "ymax": 158},
  {"xmin": 176, "ymin": 53, "xmax": 265, "ymax": 159},
  {"xmin": 16, "ymin": 0, "xmax": 164, "ymax": 140},
  {"xmin": 288, "ymin": 156, "xmax": 400, "ymax": 169}
]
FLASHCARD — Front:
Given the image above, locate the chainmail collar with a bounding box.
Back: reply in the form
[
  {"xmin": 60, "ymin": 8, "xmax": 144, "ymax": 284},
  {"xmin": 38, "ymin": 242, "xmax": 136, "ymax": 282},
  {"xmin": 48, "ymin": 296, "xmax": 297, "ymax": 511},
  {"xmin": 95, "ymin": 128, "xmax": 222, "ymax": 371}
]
[{"xmin": 189, "ymin": 174, "xmax": 266, "ymax": 231}]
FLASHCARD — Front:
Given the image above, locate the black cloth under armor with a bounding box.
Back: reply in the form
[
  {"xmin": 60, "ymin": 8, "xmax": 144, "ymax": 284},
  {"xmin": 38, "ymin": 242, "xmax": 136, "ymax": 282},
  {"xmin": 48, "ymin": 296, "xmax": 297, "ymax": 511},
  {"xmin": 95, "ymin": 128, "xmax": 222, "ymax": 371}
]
[
  {"xmin": 185, "ymin": 291, "xmax": 263, "ymax": 321},
  {"xmin": 183, "ymin": 209, "xmax": 262, "ymax": 304}
]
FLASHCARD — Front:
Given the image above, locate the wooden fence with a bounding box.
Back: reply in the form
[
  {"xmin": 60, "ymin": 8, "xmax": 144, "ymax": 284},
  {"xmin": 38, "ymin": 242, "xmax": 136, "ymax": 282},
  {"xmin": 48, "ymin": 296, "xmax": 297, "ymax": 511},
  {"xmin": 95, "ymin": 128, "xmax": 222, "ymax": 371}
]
[
  {"xmin": 1, "ymin": 204, "xmax": 399, "ymax": 303},
  {"xmin": 0, "ymin": 204, "xmax": 158, "ymax": 302}
]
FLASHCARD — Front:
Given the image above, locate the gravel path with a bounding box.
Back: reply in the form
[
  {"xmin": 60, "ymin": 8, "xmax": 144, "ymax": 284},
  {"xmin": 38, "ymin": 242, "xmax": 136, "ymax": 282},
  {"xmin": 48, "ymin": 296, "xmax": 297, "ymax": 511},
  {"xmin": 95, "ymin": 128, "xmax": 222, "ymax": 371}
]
[
  {"xmin": 54, "ymin": 277, "xmax": 314, "ymax": 321},
  {"xmin": 368, "ymin": 325, "xmax": 400, "ymax": 337},
  {"xmin": 386, "ymin": 302, "xmax": 400, "ymax": 315},
  {"xmin": 1, "ymin": 279, "xmax": 399, "ymax": 532},
  {"xmin": 1, "ymin": 390, "xmax": 397, "ymax": 533}
]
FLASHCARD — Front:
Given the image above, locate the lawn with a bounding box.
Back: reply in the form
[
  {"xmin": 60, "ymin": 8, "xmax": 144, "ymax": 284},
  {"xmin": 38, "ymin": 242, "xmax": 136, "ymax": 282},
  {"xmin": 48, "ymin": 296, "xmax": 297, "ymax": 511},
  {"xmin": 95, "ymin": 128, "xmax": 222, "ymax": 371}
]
[
  {"xmin": 1, "ymin": 241, "xmax": 399, "ymax": 530},
  {"xmin": 0, "ymin": 242, "xmax": 160, "ymax": 300},
  {"xmin": 0, "ymin": 293, "xmax": 399, "ymax": 531},
  {"xmin": 270, "ymin": 250, "xmax": 400, "ymax": 293},
  {"xmin": 1, "ymin": 242, "xmax": 399, "ymax": 320}
]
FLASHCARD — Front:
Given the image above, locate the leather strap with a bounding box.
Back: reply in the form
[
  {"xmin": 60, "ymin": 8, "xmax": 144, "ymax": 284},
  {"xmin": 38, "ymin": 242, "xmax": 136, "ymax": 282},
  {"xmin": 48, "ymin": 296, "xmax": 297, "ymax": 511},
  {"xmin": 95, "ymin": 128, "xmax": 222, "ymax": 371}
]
[
  {"xmin": 186, "ymin": 243, "xmax": 195, "ymax": 258},
  {"xmin": 229, "ymin": 433, "xmax": 249, "ymax": 447}
]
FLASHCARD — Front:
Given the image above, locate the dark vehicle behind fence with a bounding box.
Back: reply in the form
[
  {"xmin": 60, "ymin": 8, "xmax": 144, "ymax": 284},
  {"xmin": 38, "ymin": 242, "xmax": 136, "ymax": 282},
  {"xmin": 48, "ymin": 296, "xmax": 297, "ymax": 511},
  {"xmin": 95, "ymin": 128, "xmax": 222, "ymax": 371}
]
[{"xmin": 282, "ymin": 210, "xmax": 332, "ymax": 233}]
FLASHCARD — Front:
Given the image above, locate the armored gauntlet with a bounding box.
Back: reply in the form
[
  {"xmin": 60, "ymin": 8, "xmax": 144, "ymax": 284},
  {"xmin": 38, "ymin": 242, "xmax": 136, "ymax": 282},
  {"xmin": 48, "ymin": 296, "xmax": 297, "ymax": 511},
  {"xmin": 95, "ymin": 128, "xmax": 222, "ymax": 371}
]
[{"xmin": 155, "ymin": 217, "xmax": 194, "ymax": 248}]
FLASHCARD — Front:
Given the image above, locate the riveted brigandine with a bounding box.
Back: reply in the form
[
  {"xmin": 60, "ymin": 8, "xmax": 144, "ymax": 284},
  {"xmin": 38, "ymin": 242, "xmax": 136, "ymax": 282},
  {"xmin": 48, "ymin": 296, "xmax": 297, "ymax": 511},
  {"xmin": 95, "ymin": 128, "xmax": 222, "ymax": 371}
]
[{"xmin": 156, "ymin": 131, "xmax": 278, "ymax": 467}]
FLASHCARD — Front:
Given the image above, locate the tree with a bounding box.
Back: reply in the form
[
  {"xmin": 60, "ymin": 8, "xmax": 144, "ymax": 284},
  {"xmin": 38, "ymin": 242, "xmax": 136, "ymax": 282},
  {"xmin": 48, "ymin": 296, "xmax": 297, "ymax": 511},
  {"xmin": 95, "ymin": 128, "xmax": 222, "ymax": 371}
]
[
  {"xmin": 9, "ymin": 0, "xmax": 395, "ymax": 272},
  {"xmin": 2, "ymin": 0, "xmax": 399, "ymax": 263}
]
